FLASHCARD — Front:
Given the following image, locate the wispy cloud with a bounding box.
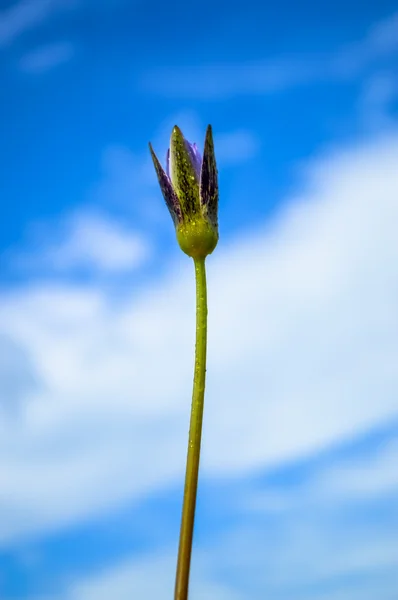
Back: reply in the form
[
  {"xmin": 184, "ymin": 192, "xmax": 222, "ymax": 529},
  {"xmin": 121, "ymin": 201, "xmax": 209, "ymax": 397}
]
[
  {"xmin": 64, "ymin": 434, "xmax": 398, "ymax": 599},
  {"xmin": 247, "ymin": 435, "xmax": 398, "ymax": 515},
  {"xmin": 12, "ymin": 210, "xmax": 151, "ymax": 274},
  {"xmin": 366, "ymin": 11, "xmax": 398, "ymax": 56},
  {"xmin": 68, "ymin": 553, "xmax": 243, "ymax": 600},
  {"xmin": 330, "ymin": 11, "xmax": 398, "ymax": 77},
  {"xmin": 141, "ymin": 58, "xmax": 319, "ymax": 100},
  {"xmin": 0, "ymin": 0, "xmax": 75, "ymax": 46},
  {"xmin": 315, "ymin": 438, "xmax": 398, "ymax": 501},
  {"xmin": 19, "ymin": 40, "xmax": 74, "ymax": 73},
  {"xmin": 89, "ymin": 144, "xmax": 161, "ymax": 218},
  {"xmin": 215, "ymin": 129, "xmax": 260, "ymax": 165},
  {"xmin": 141, "ymin": 11, "xmax": 398, "ymax": 99},
  {"xmin": 357, "ymin": 71, "xmax": 398, "ymax": 130}
]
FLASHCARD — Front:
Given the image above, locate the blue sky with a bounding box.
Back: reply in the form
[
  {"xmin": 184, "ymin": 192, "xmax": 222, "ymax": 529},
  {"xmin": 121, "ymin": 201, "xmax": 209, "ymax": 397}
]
[{"xmin": 1, "ymin": 0, "xmax": 398, "ymax": 598}]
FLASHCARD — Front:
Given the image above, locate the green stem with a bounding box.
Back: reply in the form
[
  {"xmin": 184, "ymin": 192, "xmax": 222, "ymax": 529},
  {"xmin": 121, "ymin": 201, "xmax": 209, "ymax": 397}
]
[{"xmin": 174, "ymin": 257, "xmax": 208, "ymax": 600}]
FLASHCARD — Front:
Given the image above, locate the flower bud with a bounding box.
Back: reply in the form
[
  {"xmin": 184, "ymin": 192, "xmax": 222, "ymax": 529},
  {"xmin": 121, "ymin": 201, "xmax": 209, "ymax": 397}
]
[{"xmin": 149, "ymin": 125, "xmax": 219, "ymax": 259}]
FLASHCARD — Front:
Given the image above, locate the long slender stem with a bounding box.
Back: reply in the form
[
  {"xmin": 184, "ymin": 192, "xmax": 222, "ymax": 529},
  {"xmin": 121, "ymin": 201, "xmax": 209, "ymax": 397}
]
[{"xmin": 174, "ymin": 257, "xmax": 208, "ymax": 600}]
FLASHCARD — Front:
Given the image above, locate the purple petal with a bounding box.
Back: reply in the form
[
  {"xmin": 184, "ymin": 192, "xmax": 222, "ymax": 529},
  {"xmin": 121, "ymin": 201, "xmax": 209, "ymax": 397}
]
[
  {"xmin": 184, "ymin": 140, "xmax": 202, "ymax": 181},
  {"xmin": 149, "ymin": 143, "xmax": 182, "ymax": 226}
]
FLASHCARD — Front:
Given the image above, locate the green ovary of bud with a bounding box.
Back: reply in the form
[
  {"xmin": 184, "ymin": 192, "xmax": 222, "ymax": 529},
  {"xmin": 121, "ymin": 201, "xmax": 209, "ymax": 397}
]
[{"xmin": 176, "ymin": 217, "xmax": 218, "ymax": 259}]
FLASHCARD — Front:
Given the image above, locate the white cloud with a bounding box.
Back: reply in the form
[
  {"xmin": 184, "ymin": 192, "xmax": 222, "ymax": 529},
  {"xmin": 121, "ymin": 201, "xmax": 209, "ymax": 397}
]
[
  {"xmin": 65, "ymin": 540, "xmax": 398, "ymax": 600},
  {"xmin": 0, "ymin": 0, "xmax": 74, "ymax": 46},
  {"xmin": 68, "ymin": 553, "xmax": 243, "ymax": 600},
  {"xmin": 62, "ymin": 431, "xmax": 398, "ymax": 600},
  {"xmin": 12, "ymin": 210, "xmax": 150, "ymax": 273},
  {"xmin": 0, "ymin": 334, "xmax": 40, "ymax": 413},
  {"xmin": 1, "ymin": 129, "xmax": 398, "ymax": 545},
  {"xmin": 66, "ymin": 459, "xmax": 398, "ymax": 600},
  {"xmin": 246, "ymin": 435, "xmax": 398, "ymax": 518},
  {"xmin": 315, "ymin": 438, "xmax": 398, "ymax": 501},
  {"xmin": 203, "ymin": 519, "xmax": 398, "ymax": 598},
  {"xmin": 19, "ymin": 41, "xmax": 74, "ymax": 73}
]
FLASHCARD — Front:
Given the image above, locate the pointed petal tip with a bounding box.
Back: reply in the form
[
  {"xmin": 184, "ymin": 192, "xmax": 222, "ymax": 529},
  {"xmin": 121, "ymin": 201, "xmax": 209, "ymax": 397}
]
[
  {"xmin": 149, "ymin": 142, "xmax": 167, "ymax": 178},
  {"xmin": 149, "ymin": 143, "xmax": 166, "ymax": 175},
  {"xmin": 171, "ymin": 125, "xmax": 185, "ymax": 143},
  {"xmin": 172, "ymin": 125, "xmax": 182, "ymax": 135},
  {"xmin": 205, "ymin": 124, "xmax": 214, "ymax": 143},
  {"xmin": 148, "ymin": 142, "xmax": 156, "ymax": 159}
]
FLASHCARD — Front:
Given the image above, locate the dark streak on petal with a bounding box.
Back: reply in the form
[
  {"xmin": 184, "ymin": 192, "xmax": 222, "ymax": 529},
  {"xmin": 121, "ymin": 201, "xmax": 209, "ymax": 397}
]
[
  {"xmin": 166, "ymin": 148, "xmax": 170, "ymax": 178},
  {"xmin": 149, "ymin": 143, "xmax": 182, "ymax": 226},
  {"xmin": 200, "ymin": 125, "xmax": 218, "ymax": 229}
]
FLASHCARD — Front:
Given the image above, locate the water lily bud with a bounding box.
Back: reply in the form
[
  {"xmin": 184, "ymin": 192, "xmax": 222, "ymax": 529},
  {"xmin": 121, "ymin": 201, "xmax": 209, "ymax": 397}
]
[{"xmin": 149, "ymin": 125, "xmax": 219, "ymax": 259}]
